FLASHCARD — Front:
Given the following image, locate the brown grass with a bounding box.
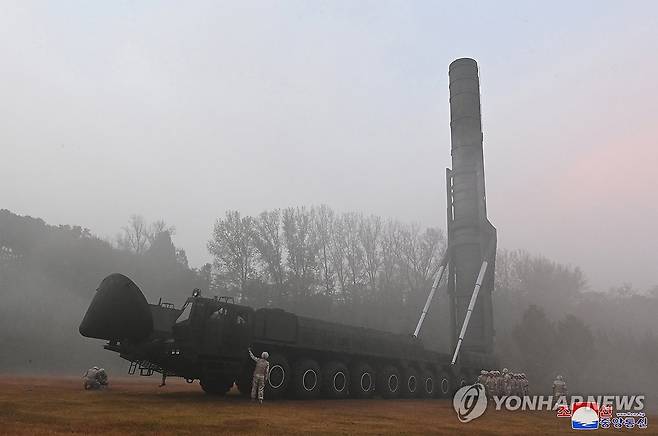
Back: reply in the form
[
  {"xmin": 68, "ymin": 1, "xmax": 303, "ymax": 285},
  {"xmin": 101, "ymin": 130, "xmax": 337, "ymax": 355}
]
[{"xmin": 0, "ymin": 376, "xmax": 654, "ymax": 435}]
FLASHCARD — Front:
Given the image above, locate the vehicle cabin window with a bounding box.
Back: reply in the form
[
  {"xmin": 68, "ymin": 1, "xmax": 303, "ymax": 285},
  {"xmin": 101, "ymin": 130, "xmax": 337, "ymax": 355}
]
[
  {"xmin": 210, "ymin": 307, "xmax": 229, "ymax": 320},
  {"xmin": 176, "ymin": 302, "xmax": 192, "ymax": 323},
  {"xmin": 236, "ymin": 314, "xmax": 248, "ymax": 326}
]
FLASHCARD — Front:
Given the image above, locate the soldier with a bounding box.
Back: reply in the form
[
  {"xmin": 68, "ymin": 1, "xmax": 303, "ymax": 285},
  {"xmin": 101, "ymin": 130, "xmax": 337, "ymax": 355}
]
[
  {"xmin": 83, "ymin": 366, "xmax": 99, "ymax": 390},
  {"xmin": 552, "ymin": 374, "xmax": 568, "ymax": 399},
  {"xmin": 477, "ymin": 370, "xmax": 488, "ymax": 386},
  {"xmin": 521, "ymin": 373, "xmax": 529, "ymax": 396},
  {"xmin": 492, "ymin": 370, "xmax": 502, "ymax": 397},
  {"xmin": 484, "ymin": 371, "xmax": 495, "ymax": 399},
  {"xmin": 96, "ymin": 368, "xmax": 108, "ymax": 387},
  {"xmin": 513, "ymin": 374, "xmax": 522, "ymax": 396},
  {"xmin": 502, "ymin": 368, "xmax": 512, "ymax": 396},
  {"xmin": 248, "ymin": 347, "xmax": 270, "ymax": 404}
]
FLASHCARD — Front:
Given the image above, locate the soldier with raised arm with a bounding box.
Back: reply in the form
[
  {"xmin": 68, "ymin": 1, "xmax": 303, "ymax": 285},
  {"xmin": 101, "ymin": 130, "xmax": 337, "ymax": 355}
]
[{"xmin": 248, "ymin": 347, "xmax": 270, "ymax": 403}]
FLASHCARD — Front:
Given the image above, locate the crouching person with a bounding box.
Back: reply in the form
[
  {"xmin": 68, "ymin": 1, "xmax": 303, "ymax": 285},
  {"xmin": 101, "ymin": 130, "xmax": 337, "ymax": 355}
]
[
  {"xmin": 83, "ymin": 366, "xmax": 100, "ymax": 390},
  {"xmin": 83, "ymin": 366, "xmax": 109, "ymax": 390},
  {"xmin": 248, "ymin": 347, "xmax": 269, "ymax": 403}
]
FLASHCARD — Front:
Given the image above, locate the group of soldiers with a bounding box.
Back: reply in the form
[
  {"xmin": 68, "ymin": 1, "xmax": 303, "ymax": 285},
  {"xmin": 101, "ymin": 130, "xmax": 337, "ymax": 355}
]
[
  {"xmin": 477, "ymin": 368, "xmax": 529, "ymax": 398},
  {"xmin": 82, "ymin": 366, "xmax": 109, "ymax": 390}
]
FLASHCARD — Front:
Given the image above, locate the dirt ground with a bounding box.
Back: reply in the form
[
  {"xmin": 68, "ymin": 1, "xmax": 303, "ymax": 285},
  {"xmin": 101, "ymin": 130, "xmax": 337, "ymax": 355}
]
[{"xmin": 0, "ymin": 376, "xmax": 654, "ymax": 435}]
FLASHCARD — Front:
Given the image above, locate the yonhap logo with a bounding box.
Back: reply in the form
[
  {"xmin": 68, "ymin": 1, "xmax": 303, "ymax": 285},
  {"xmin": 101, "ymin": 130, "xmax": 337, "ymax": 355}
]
[{"xmin": 453, "ymin": 383, "xmax": 488, "ymax": 423}]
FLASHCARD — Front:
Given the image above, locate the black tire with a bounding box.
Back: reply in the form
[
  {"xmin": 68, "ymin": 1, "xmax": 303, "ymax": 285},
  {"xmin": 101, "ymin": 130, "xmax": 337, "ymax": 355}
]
[
  {"xmin": 321, "ymin": 361, "xmax": 349, "ymax": 399},
  {"xmin": 401, "ymin": 367, "xmax": 419, "ymax": 398},
  {"xmin": 350, "ymin": 362, "xmax": 375, "ymax": 399},
  {"xmin": 419, "ymin": 371, "xmax": 435, "ymax": 398},
  {"xmin": 266, "ymin": 353, "xmax": 291, "ymax": 399},
  {"xmin": 200, "ymin": 377, "xmax": 233, "ymax": 396},
  {"xmin": 377, "ymin": 365, "xmax": 401, "ymax": 399},
  {"xmin": 436, "ymin": 371, "xmax": 452, "ymax": 398},
  {"xmin": 292, "ymin": 359, "xmax": 322, "ymax": 399}
]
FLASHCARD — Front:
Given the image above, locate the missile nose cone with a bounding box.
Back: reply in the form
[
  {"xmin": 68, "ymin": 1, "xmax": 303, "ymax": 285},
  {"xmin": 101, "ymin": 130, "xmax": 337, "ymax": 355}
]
[
  {"xmin": 449, "ymin": 57, "xmax": 478, "ymax": 69},
  {"xmin": 79, "ymin": 273, "xmax": 153, "ymax": 342}
]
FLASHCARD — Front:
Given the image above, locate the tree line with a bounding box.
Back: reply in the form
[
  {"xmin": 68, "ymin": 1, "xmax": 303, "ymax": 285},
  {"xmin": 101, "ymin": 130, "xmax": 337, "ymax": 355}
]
[{"xmin": 206, "ymin": 206, "xmax": 445, "ymax": 331}]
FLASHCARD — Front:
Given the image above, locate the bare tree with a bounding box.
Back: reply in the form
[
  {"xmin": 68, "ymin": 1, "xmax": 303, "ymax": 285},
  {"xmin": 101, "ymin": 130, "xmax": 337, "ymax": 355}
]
[
  {"xmin": 359, "ymin": 214, "xmax": 382, "ymax": 295},
  {"xmin": 207, "ymin": 211, "xmax": 256, "ymax": 297},
  {"xmin": 252, "ymin": 209, "xmax": 285, "ymax": 300},
  {"xmin": 117, "ymin": 214, "xmax": 150, "ymax": 254},
  {"xmin": 282, "ymin": 207, "xmax": 319, "ymax": 299},
  {"xmin": 342, "ymin": 212, "xmax": 365, "ymax": 303},
  {"xmin": 148, "ymin": 220, "xmax": 176, "ymax": 244},
  {"xmin": 329, "ymin": 216, "xmax": 348, "ymax": 299},
  {"xmin": 315, "ymin": 205, "xmax": 335, "ymax": 297},
  {"xmin": 396, "ymin": 223, "xmax": 445, "ymax": 300}
]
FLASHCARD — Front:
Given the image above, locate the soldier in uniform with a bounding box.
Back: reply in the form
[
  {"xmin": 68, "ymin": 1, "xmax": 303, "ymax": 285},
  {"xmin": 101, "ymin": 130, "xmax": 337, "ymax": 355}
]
[
  {"xmin": 492, "ymin": 370, "xmax": 502, "ymax": 397},
  {"xmin": 552, "ymin": 374, "xmax": 568, "ymax": 399},
  {"xmin": 477, "ymin": 370, "xmax": 488, "ymax": 386},
  {"xmin": 83, "ymin": 366, "xmax": 100, "ymax": 390},
  {"xmin": 83, "ymin": 366, "xmax": 108, "ymax": 390},
  {"xmin": 513, "ymin": 373, "xmax": 522, "ymax": 396},
  {"xmin": 96, "ymin": 368, "xmax": 108, "ymax": 387},
  {"xmin": 521, "ymin": 372, "xmax": 529, "ymax": 397},
  {"xmin": 248, "ymin": 347, "xmax": 270, "ymax": 403},
  {"xmin": 502, "ymin": 368, "xmax": 512, "ymax": 396},
  {"xmin": 484, "ymin": 371, "xmax": 495, "ymax": 399}
]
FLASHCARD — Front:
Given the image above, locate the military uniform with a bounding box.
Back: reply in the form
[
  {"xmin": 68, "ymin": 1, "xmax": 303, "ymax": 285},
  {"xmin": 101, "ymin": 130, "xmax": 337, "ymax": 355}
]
[
  {"xmin": 552, "ymin": 375, "xmax": 568, "ymax": 398},
  {"xmin": 83, "ymin": 367, "xmax": 99, "ymax": 390},
  {"xmin": 492, "ymin": 371, "xmax": 503, "ymax": 397},
  {"xmin": 249, "ymin": 349, "xmax": 270, "ymax": 403},
  {"xmin": 521, "ymin": 373, "xmax": 529, "ymax": 396},
  {"xmin": 502, "ymin": 368, "xmax": 512, "ymax": 396}
]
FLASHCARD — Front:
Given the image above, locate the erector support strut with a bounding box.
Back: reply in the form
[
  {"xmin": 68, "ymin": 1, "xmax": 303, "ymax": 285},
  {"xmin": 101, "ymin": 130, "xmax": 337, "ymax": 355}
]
[
  {"xmin": 413, "ymin": 250, "xmax": 449, "ymax": 338},
  {"xmin": 450, "ymin": 260, "xmax": 489, "ymax": 365}
]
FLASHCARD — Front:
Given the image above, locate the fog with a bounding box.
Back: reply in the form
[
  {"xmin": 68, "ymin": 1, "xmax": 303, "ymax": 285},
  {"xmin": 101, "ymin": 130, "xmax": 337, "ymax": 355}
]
[
  {"xmin": 1, "ymin": 0, "xmax": 657, "ymax": 401},
  {"xmin": 2, "ymin": 1, "xmax": 657, "ymax": 291}
]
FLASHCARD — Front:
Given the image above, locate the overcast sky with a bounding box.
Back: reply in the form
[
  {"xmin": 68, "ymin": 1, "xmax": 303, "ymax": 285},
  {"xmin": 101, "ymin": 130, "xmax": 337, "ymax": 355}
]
[{"xmin": 1, "ymin": 1, "xmax": 656, "ymax": 291}]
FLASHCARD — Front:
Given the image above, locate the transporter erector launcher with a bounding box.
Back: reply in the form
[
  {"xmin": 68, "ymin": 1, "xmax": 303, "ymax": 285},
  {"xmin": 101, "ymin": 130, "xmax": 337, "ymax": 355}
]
[{"xmin": 80, "ymin": 58, "xmax": 497, "ymax": 399}]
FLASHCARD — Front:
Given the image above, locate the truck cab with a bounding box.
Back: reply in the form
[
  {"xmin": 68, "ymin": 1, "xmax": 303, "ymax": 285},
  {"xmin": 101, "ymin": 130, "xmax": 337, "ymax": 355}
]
[{"xmin": 170, "ymin": 294, "xmax": 254, "ymax": 392}]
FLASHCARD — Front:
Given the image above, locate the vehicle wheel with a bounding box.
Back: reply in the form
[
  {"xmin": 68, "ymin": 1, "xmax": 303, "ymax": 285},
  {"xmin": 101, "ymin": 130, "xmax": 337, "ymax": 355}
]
[
  {"xmin": 419, "ymin": 371, "xmax": 435, "ymax": 398},
  {"xmin": 292, "ymin": 359, "xmax": 322, "ymax": 399},
  {"xmin": 377, "ymin": 365, "xmax": 400, "ymax": 399},
  {"xmin": 321, "ymin": 361, "xmax": 349, "ymax": 399},
  {"xmin": 350, "ymin": 362, "xmax": 375, "ymax": 399},
  {"xmin": 266, "ymin": 353, "xmax": 291, "ymax": 399},
  {"xmin": 436, "ymin": 371, "xmax": 452, "ymax": 398},
  {"xmin": 401, "ymin": 367, "xmax": 419, "ymax": 398},
  {"xmin": 200, "ymin": 377, "xmax": 233, "ymax": 395}
]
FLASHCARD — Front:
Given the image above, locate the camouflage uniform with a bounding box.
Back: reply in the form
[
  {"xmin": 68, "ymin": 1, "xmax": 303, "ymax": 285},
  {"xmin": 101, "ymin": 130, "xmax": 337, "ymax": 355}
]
[
  {"xmin": 477, "ymin": 370, "xmax": 488, "ymax": 386},
  {"xmin": 485, "ymin": 371, "xmax": 496, "ymax": 398},
  {"xmin": 513, "ymin": 374, "xmax": 522, "ymax": 396},
  {"xmin": 521, "ymin": 373, "xmax": 529, "ymax": 396},
  {"xmin": 249, "ymin": 349, "xmax": 270, "ymax": 403},
  {"xmin": 502, "ymin": 368, "xmax": 512, "ymax": 396},
  {"xmin": 83, "ymin": 366, "xmax": 100, "ymax": 390},
  {"xmin": 552, "ymin": 375, "xmax": 568, "ymax": 398},
  {"xmin": 97, "ymin": 368, "xmax": 108, "ymax": 386},
  {"xmin": 492, "ymin": 370, "xmax": 502, "ymax": 397}
]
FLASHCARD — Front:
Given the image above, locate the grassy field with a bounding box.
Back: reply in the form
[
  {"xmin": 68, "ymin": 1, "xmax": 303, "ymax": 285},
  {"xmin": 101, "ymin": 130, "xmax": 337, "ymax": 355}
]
[{"xmin": 0, "ymin": 376, "xmax": 654, "ymax": 435}]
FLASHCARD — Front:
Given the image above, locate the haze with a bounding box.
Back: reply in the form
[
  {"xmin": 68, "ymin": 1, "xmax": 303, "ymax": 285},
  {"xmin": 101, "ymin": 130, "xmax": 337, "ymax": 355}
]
[{"xmin": 1, "ymin": 0, "xmax": 656, "ymax": 291}]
